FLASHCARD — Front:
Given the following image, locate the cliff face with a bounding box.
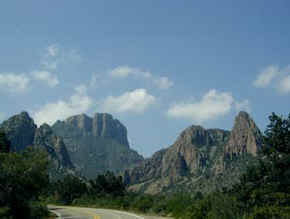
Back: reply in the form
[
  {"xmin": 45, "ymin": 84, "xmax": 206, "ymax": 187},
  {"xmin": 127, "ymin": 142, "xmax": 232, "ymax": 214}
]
[
  {"xmin": 0, "ymin": 112, "xmax": 36, "ymax": 151},
  {"xmin": 62, "ymin": 113, "xmax": 129, "ymax": 147},
  {"xmin": 0, "ymin": 112, "xmax": 143, "ymax": 179},
  {"xmin": 126, "ymin": 111, "xmax": 261, "ymax": 194},
  {"xmin": 224, "ymin": 111, "xmax": 262, "ymax": 158},
  {"xmin": 34, "ymin": 124, "xmax": 74, "ymax": 170},
  {"xmin": 0, "ymin": 112, "xmax": 74, "ymax": 174},
  {"xmin": 52, "ymin": 113, "xmax": 143, "ymax": 178},
  {"xmin": 126, "ymin": 126, "xmax": 230, "ymax": 193}
]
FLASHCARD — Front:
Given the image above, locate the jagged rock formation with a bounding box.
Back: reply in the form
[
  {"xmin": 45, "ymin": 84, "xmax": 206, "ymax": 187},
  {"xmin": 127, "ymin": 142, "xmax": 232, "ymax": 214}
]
[
  {"xmin": 0, "ymin": 111, "xmax": 143, "ymax": 179},
  {"xmin": 34, "ymin": 124, "xmax": 74, "ymax": 170},
  {"xmin": 125, "ymin": 111, "xmax": 261, "ymax": 194},
  {"xmin": 52, "ymin": 113, "xmax": 143, "ymax": 178},
  {"xmin": 224, "ymin": 111, "xmax": 262, "ymax": 158},
  {"xmin": 0, "ymin": 112, "xmax": 36, "ymax": 151},
  {"xmin": 0, "ymin": 112, "xmax": 74, "ymax": 174},
  {"xmin": 62, "ymin": 113, "xmax": 129, "ymax": 147}
]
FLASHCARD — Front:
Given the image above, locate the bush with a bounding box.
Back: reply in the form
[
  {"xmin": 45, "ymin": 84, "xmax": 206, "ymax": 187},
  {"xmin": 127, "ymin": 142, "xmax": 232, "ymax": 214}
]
[
  {"xmin": 0, "ymin": 207, "xmax": 10, "ymax": 218},
  {"xmin": 28, "ymin": 202, "xmax": 50, "ymax": 219},
  {"xmin": 248, "ymin": 206, "xmax": 290, "ymax": 219}
]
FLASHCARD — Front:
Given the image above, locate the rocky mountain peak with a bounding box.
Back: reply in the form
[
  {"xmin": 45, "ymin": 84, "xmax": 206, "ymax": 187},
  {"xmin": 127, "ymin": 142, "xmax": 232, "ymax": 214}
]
[
  {"xmin": 175, "ymin": 125, "xmax": 230, "ymax": 148},
  {"xmin": 57, "ymin": 113, "xmax": 129, "ymax": 147},
  {"xmin": 0, "ymin": 111, "xmax": 36, "ymax": 151},
  {"xmin": 52, "ymin": 112, "xmax": 142, "ymax": 178},
  {"xmin": 37, "ymin": 123, "xmax": 53, "ymax": 135},
  {"xmin": 225, "ymin": 111, "xmax": 262, "ymax": 158},
  {"xmin": 92, "ymin": 113, "xmax": 129, "ymax": 147},
  {"xmin": 65, "ymin": 113, "xmax": 93, "ymax": 134}
]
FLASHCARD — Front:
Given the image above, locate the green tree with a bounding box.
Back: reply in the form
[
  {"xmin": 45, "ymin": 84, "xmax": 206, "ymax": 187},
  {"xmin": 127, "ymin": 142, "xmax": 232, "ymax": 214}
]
[
  {"xmin": 88, "ymin": 171, "xmax": 125, "ymax": 197},
  {"xmin": 54, "ymin": 174, "xmax": 87, "ymax": 204},
  {"xmin": 0, "ymin": 147, "xmax": 49, "ymax": 218},
  {"xmin": 232, "ymin": 113, "xmax": 290, "ymax": 217},
  {"xmin": 0, "ymin": 131, "xmax": 10, "ymax": 153}
]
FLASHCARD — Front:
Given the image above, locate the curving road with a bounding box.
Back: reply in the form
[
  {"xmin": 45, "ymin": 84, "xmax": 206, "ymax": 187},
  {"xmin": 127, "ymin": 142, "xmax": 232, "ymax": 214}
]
[{"xmin": 48, "ymin": 205, "xmax": 167, "ymax": 219}]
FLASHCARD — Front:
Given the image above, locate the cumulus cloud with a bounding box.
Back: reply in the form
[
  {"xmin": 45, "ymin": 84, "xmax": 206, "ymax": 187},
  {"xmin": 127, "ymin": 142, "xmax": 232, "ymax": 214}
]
[
  {"xmin": 167, "ymin": 89, "xmax": 234, "ymax": 123},
  {"xmin": 278, "ymin": 75, "xmax": 290, "ymax": 94},
  {"xmin": 101, "ymin": 89, "xmax": 156, "ymax": 113},
  {"xmin": 31, "ymin": 71, "xmax": 59, "ymax": 87},
  {"xmin": 33, "ymin": 85, "xmax": 92, "ymax": 126},
  {"xmin": 109, "ymin": 65, "xmax": 173, "ymax": 90},
  {"xmin": 253, "ymin": 64, "xmax": 290, "ymax": 95},
  {"xmin": 235, "ymin": 99, "xmax": 251, "ymax": 113},
  {"xmin": 253, "ymin": 65, "xmax": 280, "ymax": 88},
  {"xmin": 0, "ymin": 73, "xmax": 30, "ymax": 92}
]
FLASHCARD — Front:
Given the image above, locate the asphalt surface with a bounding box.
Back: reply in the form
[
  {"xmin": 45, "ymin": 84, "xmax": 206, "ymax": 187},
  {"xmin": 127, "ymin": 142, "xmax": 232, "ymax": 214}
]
[{"xmin": 48, "ymin": 206, "xmax": 168, "ymax": 219}]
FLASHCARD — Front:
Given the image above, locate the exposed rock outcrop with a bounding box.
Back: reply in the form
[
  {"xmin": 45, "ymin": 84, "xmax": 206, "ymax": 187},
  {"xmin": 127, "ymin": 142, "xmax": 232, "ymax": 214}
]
[
  {"xmin": 34, "ymin": 124, "xmax": 74, "ymax": 170},
  {"xmin": 0, "ymin": 111, "xmax": 142, "ymax": 179},
  {"xmin": 125, "ymin": 126, "xmax": 230, "ymax": 193},
  {"xmin": 61, "ymin": 113, "xmax": 129, "ymax": 147},
  {"xmin": 0, "ymin": 112, "xmax": 36, "ymax": 151},
  {"xmin": 52, "ymin": 113, "xmax": 143, "ymax": 178},
  {"xmin": 0, "ymin": 112, "xmax": 74, "ymax": 175},
  {"xmin": 125, "ymin": 112, "xmax": 261, "ymax": 194},
  {"xmin": 224, "ymin": 111, "xmax": 262, "ymax": 158}
]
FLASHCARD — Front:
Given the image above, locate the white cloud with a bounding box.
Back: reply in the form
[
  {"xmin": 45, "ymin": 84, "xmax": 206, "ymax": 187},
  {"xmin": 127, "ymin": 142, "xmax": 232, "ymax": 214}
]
[
  {"xmin": 153, "ymin": 77, "xmax": 174, "ymax": 90},
  {"xmin": 0, "ymin": 73, "xmax": 30, "ymax": 92},
  {"xmin": 33, "ymin": 85, "xmax": 92, "ymax": 126},
  {"xmin": 101, "ymin": 89, "xmax": 156, "ymax": 113},
  {"xmin": 253, "ymin": 65, "xmax": 280, "ymax": 88},
  {"xmin": 109, "ymin": 65, "xmax": 173, "ymax": 90},
  {"xmin": 278, "ymin": 75, "xmax": 290, "ymax": 94},
  {"xmin": 235, "ymin": 99, "xmax": 251, "ymax": 113},
  {"xmin": 31, "ymin": 71, "xmax": 59, "ymax": 87},
  {"xmin": 47, "ymin": 44, "xmax": 59, "ymax": 57},
  {"xmin": 41, "ymin": 44, "xmax": 60, "ymax": 70},
  {"xmin": 41, "ymin": 44, "xmax": 82, "ymax": 71},
  {"xmin": 167, "ymin": 89, "xmax": 234, "ymax": 123}
]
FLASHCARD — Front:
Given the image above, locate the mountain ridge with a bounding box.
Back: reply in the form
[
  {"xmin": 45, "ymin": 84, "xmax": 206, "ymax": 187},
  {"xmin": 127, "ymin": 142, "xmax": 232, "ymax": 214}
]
[
  {"xmin": 125, "ymin": 111, "xmax": 262, "ymax": 194},
  {"xmin": 0, "ymin": 111, "xmax": 143, "ymax": 179}
]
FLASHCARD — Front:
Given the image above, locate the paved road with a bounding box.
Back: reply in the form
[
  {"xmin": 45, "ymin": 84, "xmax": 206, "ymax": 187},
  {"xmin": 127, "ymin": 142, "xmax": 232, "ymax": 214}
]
[{"xmin": 48, "ymin": 206, "xmax": 167, "ymax": 219}]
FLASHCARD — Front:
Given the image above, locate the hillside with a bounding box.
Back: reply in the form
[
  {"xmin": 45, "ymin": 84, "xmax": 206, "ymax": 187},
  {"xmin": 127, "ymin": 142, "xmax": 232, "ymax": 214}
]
[
  {"xmin": 125, "ymin": 111, "xmax": 262, "ymax": 194},
  {"xmin": 0, "ymin": 112, "xmax": 144, "ymax": 179}
]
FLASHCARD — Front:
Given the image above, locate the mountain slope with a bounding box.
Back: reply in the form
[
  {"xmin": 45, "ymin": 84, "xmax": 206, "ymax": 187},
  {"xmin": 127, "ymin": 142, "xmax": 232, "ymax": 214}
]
[
  {"xmin": 0, "ymin": 112, "xmax": 36, "ymax": 152},
  {"xmin": 52, "ymin": 113, "xmax": 143, "ymax": 178},
  {"xmin": 0, "ymin": 112, "xmax": 74, "ymax": 174},
  {"xmin": 125, "ymin": 111, "xmax": 262, "ymax": 194}
]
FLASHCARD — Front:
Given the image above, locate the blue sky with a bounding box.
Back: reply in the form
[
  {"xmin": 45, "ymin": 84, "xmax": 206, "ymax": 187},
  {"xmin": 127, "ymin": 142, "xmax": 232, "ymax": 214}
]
[{"xmin": 1, "ymin": 1, "xmax": 290, "ymax": 157}]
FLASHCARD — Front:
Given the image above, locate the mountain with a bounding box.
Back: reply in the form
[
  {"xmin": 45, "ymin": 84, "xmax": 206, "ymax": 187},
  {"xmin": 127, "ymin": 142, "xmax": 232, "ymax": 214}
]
[
  {"xmin": 0, "ymin": 112, "xmax": 143, "ymax": 179},
  {"xmin": 0, "ymin": 112, "xmax": 73, "ymax": 174},
  {"xmin": 125, "ymin": 111, "xmax": 262, "ymax": 194},
  {"xmin": 224, "ymin": 111, "xmax": 262, "ymax": 158},
  {"xmin": 0, "ymin": 112, "xmax": 36, "ymax": 152},
  {"xmin": 52, "ymin": 113, "xmax": 143, "ymax": 178},
  {"xmin": 34, "ymin": 124, "xmax": 74, "ymax": 172}
]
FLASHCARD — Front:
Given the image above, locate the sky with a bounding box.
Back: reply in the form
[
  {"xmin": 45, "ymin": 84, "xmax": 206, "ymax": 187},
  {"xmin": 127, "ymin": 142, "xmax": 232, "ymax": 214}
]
[{"xmin": 1, "ymin": 1, "xmax": 290, "ymax": 157}]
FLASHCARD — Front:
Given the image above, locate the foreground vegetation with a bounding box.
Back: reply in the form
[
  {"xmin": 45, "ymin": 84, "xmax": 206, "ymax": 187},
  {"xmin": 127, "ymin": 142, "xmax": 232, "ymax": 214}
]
[
  {"xmin": 0, "ymin": 133, "xmax": 51, "ymax": 218},
  {"xmin": 1, "ymin": 112, "xmax": 290, "ymax": 218}
]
